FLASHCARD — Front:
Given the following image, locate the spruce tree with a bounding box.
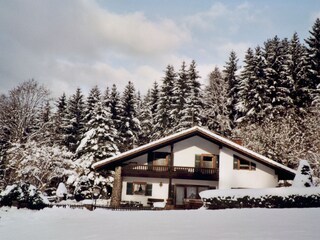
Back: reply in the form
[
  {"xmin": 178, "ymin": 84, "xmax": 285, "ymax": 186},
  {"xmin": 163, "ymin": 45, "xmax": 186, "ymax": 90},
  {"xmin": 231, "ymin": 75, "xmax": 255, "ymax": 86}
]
[
  {"xmin": 264, "ymin": 36, "xmax": 294, "ymax": 118},
  {"xmin": 286, "ymin": 33, "xmax": 310, "ymax": 111},
  {"xmin": 53, "ymin": 93, "xmax": 68, "ymax": 145},
  {"xmin": 224, "ymin": 51, "xmax": 240, "ymax": 127},
  {"xmin": 203, "ymin": 66, "xmax": 230, "ymax": 135},
  {"xmin": 153, "ymin": 65, "xmax": 176, "ymax": 138},
  {"xmin": 84, "ymin": 86, "xmax": 101, "ymax": 125},
  {"xmin": 139, "ymin": 90, "xmax": 153, "ymax": 145},
  {"xmin": 63, "ymin": 88, "xmax": 85, "ymax": 152},
  {"xmin": 150, "ymin": 81, "xmax": 159, "ymax": 120},
  {"xmin": 119, "ymin": 81, "xmax": 141, "ymax": 151},
  {"xmin": 109, "ymin": 84, "xmax": 122, "ymax": 137},
  {"xmin": 305, "ymin": 18, "xmax": 320, "ymax": 107}
]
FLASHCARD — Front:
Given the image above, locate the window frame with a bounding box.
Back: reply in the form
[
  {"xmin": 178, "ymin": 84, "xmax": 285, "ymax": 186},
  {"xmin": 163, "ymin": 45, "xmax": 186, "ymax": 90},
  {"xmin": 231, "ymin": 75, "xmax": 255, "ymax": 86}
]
[
  {"xmin": 126, "ymin": 182, "xmax": 152, "ymax": 196},
  {"xmin": 233, "ymin": 155, "xmax": 256, "ymax": 171}
]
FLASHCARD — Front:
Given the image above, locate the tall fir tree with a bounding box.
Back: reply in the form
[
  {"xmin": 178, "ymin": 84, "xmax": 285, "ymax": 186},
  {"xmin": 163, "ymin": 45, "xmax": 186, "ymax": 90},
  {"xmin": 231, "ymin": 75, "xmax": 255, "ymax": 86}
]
[
  {"xmin": 53, "ymin": 93, "xmax": 68, "ymax": 145},
  {"xmin": 264, "ymin": 36, "xmax": 294, "ymax": 118},
  {"xmin": 286, "ymin": 32, "xmax": 310, "ymax": 111},
  {"xmin": 305, "ymin": 18, "xmax": 320, "ymax": 107},
  {"xmin": 203, "ymin": 66, "xmax": 230, "ymax": 135},
  {"xmin": 138, "ymin": 90, "xmax": 153, "ymax": 145},
  {"xmin": 150, "ymin": 81, "xmax": 160, "ymax": 123},
  {"xmin": 179, "ymin": 60, "xmax": 202, "ymax": 130},
  {"xmin": 224, "ymin": 51, "xmax": 240, "ymax": 127},
  {"xmin": 119, "ymin": 81, "xmax": 141, "ymax": 151},
  {"xmin": 63, "ymin": 88, "xmax": 86, "ymax": 152},
  {"xmin": 153, "ymin": 65, "xmax": 176, "ymax": 139},
  {"xmin": 109, "ymin": 84, "xmax": 122, "ymax": 138},
  {"xmin": 84, "ymin": 86, "xmax": 101, "ymax": 125}
]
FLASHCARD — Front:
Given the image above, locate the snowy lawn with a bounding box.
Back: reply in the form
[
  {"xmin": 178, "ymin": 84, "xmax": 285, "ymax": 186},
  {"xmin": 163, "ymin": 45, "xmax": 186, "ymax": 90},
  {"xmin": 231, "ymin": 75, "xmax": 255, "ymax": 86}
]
[{"xmin": 1, "ymin": 207, "xmax": 320, "ymax": 240}]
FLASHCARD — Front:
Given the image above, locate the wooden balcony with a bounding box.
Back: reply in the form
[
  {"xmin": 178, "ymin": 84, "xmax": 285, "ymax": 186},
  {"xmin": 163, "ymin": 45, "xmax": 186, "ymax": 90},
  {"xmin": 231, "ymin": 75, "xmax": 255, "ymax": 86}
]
[{"xmin": 122, "ymin": 165, "xmax": 219, "ymax": 181}]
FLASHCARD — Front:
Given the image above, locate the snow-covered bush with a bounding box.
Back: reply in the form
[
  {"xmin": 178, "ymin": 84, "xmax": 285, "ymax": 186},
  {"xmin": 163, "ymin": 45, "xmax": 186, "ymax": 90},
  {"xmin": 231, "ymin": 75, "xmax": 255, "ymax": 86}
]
[
  {"xmin": 200, "ymin": 188, "xmax": 320, "ymax": 210},
  {"xmin": 292, "ymin": 160, "xmax": 314, "ymax": 187},
  {"xmin": 56, "ymin": 182, "xmax": 68, "ymax": 200},
  {"xmin": 0, "ymin": 182, "xmax": 49, "ymax": 209}
]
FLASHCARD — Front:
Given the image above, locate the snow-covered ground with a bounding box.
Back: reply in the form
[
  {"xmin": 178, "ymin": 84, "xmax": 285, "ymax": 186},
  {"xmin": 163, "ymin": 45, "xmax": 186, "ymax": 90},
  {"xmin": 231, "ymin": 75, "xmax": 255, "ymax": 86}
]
[{"xmin": 1, "ymin": 207, "xmax": 320, "ymax": 240}]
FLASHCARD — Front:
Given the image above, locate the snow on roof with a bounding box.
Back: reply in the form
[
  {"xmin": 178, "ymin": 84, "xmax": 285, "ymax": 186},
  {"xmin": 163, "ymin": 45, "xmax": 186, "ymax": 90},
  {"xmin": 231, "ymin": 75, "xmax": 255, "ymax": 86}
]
[{"xmin": 92, "ymin": 126, "xmax": 296, "ymax": 175}]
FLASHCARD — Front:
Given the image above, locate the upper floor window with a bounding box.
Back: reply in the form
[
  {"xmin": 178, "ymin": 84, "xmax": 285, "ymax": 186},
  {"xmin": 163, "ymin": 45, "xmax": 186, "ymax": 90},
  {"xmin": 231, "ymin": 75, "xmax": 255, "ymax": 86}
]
[
  {"xmin": 233, "ymin": 156, "xmax": 256, "ymax": 170},
  {"xmin": 148, "ymin": 152, "xmax": 170, "ymax": 166},
  {"xmin": 195, "ymin": 154, "xmax": 219, "ymax": 168}
]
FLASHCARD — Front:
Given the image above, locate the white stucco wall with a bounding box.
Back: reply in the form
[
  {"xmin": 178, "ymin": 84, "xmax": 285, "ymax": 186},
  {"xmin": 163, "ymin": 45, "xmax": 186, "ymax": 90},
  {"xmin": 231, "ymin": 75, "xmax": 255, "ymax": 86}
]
[
  {"xmin": 121, "ymin": 177, "xmax": 169, "ymax": 206},
  {"xmin": 173, "ymin": 136, "xmax": 220, "ymax": 167},
  {"xmin": 218, "ymin": 148, "xmax": 278, "ymax": 189}
]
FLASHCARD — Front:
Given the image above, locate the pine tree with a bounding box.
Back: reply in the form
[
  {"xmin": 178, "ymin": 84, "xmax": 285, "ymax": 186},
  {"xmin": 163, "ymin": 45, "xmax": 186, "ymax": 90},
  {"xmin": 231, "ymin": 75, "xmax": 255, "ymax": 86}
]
[
  {"xmin": 224, "ymin": 51, "xmax": 240, "ymax": 127},
  {"xmin": 153, "ymin": 65, "xmax": 176, "ymax": 138},
  {"xmin": 63, "ymin": 88, "xmax": 86, "ymax": 152},
  {"xmin": 102, "ymin": 86, "xmax": 111, "ymax": 109},
  {"xmin": 119, "ymin": 81, "xmax": 141, "ymax": 151},
  {"xmin": 203, "ymin": 66, "xmax": 230, "ymax": 135},
  {"xmin": 305, "ymin": 18, "xmax": 320, "ymax": 107}
]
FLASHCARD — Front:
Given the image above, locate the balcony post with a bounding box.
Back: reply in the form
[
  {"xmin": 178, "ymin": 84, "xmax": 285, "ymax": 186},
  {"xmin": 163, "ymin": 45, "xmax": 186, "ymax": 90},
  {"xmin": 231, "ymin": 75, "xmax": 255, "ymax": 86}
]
[{"xmin": 168, "ymin": 144, "xmax": 174, "ymax": 199}]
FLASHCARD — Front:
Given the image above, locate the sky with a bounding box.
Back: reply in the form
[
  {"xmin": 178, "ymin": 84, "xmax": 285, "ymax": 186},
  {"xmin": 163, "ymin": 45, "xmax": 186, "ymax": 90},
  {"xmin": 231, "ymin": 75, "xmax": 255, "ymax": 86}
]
[{"xmin": 1, "ymin": 0, "xmax": 320, "ymax": 98}]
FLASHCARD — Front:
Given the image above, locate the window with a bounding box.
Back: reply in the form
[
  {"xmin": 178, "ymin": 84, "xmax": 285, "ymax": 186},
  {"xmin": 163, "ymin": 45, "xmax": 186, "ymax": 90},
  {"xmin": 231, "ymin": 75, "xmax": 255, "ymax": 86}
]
[
  {"xmin": 126, "ymin": 182, "xmax": 152, "ymax": 196},
  {"xmin": 148, "ymin": 152, "xmax": 169, "ymax": 166},
  {"xmin": 233, "ymin": 156, "xmax": 256, "ymax": 170},
  {"xmin": 195, "ymin": 154, "xmax": 219, "ymax": 168}
]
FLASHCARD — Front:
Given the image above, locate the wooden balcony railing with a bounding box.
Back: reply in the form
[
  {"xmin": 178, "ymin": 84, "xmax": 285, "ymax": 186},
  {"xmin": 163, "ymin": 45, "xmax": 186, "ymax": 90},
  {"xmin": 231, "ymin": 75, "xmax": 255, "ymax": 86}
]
[{"xmin": 122, "ymin": 165, "xmax": 219, "ymax": 180}]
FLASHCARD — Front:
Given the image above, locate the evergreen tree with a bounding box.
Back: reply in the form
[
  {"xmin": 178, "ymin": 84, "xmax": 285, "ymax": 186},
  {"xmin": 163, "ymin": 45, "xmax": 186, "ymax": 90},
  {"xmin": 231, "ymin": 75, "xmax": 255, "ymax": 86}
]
[
  {"xmin": 102, "ymin": 86, "xmax": 111, "ymax": 109},
  {"xmin": 139, "ymin": 90, "xmax": 153, "ymax": 145},
  {"xmin": 224, "ymin": 51, "xmax": 240, "ymax": 127},
  {"xmin": 264, "ymin": 36, "xmax": 294, "ymax": 118},
  {"xmin": 119, "ymin": 81, "xmax": 141, "ymax": 151},
  {"xmin": 63, "ymin": 88, "xmax": 86, "ymax": 152},
  {"xmin": 84, "ymin": 86, "xmax": 101, "ymax": 125},
  {"xmin": 305, "ymin": 18, "xmax": 320, "ymax": 106},
  {"xmin": 203, "ymin": 66, "xmax": 230, "ymax": 135},
  {"xmin": 179, "ymin": 60, "xmax": 202, "ymax": 130},
  {"xmin": 286, "ymin": 32, "xmax": 310, "ymax": 111},
  {"xmin": 172, "ymin": 61, "xmax": 189, "ymax": 131},
  {"xmin": 53, "ymin": 93, "xmax": 68, "ymax": 145},
  {"xmin": 150, "ymin": 81, "xmax": 160, "ymax": 122},
  {"xmin": 153, "ymin": 65, "xmax": 176, "ymax": 138},
  {"xmin": 76, "ymin": 100, "xmax": 119, "ymax": 160},
  {"xmin": 109, "ymin": 84, "xmax": 122, "ymax": 137}
]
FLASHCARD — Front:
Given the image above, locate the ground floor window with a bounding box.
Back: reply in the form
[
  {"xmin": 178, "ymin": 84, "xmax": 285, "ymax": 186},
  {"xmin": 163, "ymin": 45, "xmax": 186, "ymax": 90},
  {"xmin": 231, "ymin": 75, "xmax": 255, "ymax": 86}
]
[
  {"xmin": 126, "ymin": 182, "xmax": 152, "ymax": 196},
  {"xmin": 175, "ymin": 185, "xmax": 215, "ymax": 205}
]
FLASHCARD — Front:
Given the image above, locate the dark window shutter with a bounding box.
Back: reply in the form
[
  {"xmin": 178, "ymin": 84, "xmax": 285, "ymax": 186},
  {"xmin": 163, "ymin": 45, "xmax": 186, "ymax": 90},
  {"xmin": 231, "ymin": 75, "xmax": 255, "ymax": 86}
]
[
  {"xmin": 195, "ymin": 154, "xmax": 201, "ymax": 168},
  {"xmin": 126, "ymin": 182, "xmax": 133, "ymax": 195},
  {"xmin": 147, "ymin": 153, "xmax": 153, "ymax": 166},
  {"xmin": 146, "ymin": 184, "xmax": 152, "ymax": 196}
]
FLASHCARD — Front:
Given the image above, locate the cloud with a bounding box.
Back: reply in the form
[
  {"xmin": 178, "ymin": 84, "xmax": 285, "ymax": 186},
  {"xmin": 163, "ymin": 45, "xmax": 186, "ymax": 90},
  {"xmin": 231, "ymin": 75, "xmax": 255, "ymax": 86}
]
[{"xmin": 0, "ymin": 0, "xmax": 189, "ymax": 97}]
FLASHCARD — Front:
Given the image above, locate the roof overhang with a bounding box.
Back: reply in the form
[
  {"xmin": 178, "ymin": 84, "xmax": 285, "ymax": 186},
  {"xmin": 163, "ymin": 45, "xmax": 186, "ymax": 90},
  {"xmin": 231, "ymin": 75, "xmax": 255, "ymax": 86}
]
[{"xmin": 92, "ymin": 126, "xmax": 296, "ymax": 179}]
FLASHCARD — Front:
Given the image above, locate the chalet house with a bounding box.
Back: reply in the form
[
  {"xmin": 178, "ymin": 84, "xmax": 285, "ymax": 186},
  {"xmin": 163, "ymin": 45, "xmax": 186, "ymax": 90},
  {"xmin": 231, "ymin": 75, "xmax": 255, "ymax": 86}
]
[{"xmin": 92, "ymin": 126, "xmax": 296, "ymax": 209}]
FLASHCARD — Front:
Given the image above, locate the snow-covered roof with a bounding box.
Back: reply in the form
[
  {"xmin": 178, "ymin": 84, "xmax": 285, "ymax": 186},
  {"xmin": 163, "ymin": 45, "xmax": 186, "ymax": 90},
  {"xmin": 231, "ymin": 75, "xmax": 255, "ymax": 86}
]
[{"xmin": 92, "ymin": 126, "xmax": 296, "ymax": 176}]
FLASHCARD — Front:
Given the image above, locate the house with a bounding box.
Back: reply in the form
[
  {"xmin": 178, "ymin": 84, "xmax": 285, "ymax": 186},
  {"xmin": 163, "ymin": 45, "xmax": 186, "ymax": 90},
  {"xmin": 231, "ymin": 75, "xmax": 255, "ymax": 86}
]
[{"xmin": 92, "ymin": 126, "xmax": 296, "ymax": 209}]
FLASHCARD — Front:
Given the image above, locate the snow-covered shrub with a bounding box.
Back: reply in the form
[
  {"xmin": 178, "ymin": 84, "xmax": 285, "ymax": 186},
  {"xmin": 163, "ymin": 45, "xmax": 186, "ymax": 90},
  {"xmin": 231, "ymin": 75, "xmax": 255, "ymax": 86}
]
[
  {"xmin": 56, "ymin": 182, "xmax": 68, "ymax": 200},
  {"xmin": 0, "ymin": 182, "xmax": 49, "ymax": 209},
  {"xmin": 201, "ymin": 188, "xmax": 320, "ymax": 210},
  {"xmin": 293, "ymin": 160, "xmax": 314, "ymax": 187}
]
